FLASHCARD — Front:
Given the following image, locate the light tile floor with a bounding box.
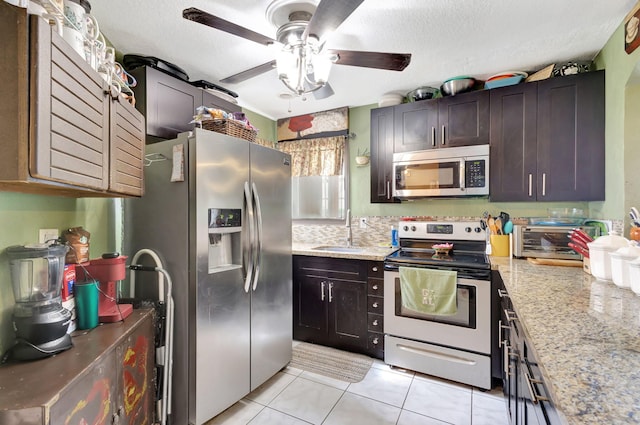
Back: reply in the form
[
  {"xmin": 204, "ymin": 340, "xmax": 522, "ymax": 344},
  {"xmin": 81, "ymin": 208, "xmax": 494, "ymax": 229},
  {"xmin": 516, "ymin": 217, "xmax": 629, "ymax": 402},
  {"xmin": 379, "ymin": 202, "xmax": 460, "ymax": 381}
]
[{"xmin": 205, "ymin": 342, "xmax": 509, "ymax": 425}]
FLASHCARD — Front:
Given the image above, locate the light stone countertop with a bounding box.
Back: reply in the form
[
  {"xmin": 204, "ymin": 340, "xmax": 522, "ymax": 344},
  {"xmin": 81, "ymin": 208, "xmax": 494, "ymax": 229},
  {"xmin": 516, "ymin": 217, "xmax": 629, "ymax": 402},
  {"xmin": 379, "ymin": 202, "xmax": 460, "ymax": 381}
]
[
  {"xmin": 292, "ymin": 243, "xmax": 397, "ymax": 261},
  {"xmin": 492, "ymin": 257, "xmax": 640, "ymax": 425}
]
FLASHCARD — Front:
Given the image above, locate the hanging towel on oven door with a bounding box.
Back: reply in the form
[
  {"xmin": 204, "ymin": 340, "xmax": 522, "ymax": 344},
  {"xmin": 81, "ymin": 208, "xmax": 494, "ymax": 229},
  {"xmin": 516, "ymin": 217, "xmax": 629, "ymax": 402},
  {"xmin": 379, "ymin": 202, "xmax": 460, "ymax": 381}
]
[{"xmin": 399, "ymin": 267, "xmax": 457, "ymax": 315}]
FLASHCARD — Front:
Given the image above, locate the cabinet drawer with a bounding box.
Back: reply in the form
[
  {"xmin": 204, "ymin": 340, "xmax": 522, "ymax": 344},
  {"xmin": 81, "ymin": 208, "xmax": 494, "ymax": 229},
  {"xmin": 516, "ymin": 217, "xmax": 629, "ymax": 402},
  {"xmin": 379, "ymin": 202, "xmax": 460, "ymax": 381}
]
[
  {"xmin": 368, "ymin": 296, "xmax": 383, "ymax": 314},
  {"xmin": 368, "ymin": 261, "xmax": 383, "ymax": 278},
  {"xmin": 368, "ymin": 332, "xmax": 384, "ymax": 350},
  {"xmin": 367, "ymin": 313, "xmax": 383, "ymax": 332},
  {"xmin": 294, "ymin": 256, "xmax": 367, "ymax": 281},
  {"xmin": 367, "ymin": 278, "xmax": 384, "ymax": 296}
]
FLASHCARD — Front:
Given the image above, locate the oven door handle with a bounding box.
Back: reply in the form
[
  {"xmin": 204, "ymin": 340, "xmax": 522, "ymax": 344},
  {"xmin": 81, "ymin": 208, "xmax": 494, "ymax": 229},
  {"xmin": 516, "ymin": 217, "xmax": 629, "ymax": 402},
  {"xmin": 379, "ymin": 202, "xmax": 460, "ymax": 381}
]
[
  {"xmin": 396, "ymin": 343, "xmax": 477, "ymax": 365},
  {"xmin": 459, "ymin": 159, "xmax": 465, "ymax": 191}
]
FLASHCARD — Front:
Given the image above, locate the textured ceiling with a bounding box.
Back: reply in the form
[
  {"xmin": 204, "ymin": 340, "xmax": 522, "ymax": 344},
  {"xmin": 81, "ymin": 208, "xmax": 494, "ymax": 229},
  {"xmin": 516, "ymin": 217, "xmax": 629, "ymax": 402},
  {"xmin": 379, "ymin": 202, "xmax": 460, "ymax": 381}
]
[{"xmin": 90, "ymin": 0, "xmax": 636, "ymax": 120}]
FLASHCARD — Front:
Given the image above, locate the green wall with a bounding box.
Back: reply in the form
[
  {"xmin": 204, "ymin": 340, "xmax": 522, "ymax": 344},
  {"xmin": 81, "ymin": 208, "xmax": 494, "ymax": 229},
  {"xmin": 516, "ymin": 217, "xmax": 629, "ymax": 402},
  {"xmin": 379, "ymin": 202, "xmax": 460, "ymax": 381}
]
[
  {"xmin": 593, "ymin": 21, "xmax": 640, "ymax": 225},
  {"xmin": 0, "ymin": 194, "xmax": 113, "ymax": 357},
  {"xmin": 243, "ymin": 108, "xmax": 277, "ymax": 145}
]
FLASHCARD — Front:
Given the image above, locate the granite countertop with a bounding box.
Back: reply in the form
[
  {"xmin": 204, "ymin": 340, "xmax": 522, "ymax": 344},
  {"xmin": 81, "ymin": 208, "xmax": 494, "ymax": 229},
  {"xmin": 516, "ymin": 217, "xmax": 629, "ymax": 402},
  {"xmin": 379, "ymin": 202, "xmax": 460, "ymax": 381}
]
[
  {"xmin": 492, "ymin": 258, "xmax": 640, "ymax": 424},
  {"xmin": 292, "ymin": 243, "xmax": 397, "ymax": 261}
]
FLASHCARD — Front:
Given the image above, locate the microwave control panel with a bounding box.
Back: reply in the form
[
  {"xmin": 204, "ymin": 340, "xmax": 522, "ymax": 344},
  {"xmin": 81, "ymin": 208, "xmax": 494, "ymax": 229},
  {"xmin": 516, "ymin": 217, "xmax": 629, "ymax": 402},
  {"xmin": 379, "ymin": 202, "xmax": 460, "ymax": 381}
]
[{"xmin": 465, "ymin": 159, "xmax": 486, "ymax": 188}]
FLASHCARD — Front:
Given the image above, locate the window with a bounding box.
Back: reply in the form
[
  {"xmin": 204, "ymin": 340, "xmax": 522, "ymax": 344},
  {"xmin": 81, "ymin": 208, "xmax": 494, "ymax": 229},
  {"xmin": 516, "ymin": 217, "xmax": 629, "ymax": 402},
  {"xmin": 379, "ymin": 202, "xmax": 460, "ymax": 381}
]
[{"xmin": 278, "ymin": 136, "xmax": 349, "ymax": 220}]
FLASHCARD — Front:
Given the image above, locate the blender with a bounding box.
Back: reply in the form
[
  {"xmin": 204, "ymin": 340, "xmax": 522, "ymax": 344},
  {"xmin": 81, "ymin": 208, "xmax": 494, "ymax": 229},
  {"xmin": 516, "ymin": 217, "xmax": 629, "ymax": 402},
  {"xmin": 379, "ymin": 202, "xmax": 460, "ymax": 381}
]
[{"xmin": 6, "ymin": 243, "xmax": 73, "ymax": 361}]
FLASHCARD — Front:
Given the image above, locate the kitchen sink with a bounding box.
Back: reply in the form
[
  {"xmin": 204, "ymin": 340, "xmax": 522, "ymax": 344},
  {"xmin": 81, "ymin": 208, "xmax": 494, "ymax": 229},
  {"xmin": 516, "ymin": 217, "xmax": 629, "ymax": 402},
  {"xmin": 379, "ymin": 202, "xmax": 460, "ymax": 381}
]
[{"xmin": 311, "ymin": 246, "xmax": 365, "ymax": 253}]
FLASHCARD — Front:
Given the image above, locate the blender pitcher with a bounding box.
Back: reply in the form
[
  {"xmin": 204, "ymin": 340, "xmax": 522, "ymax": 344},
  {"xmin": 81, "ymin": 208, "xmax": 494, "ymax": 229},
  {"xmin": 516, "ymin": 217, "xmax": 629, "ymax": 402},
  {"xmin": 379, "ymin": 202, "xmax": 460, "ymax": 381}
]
[{"xmin": 6, "ymin": 244, "xmax": 73, "ymax": 361}]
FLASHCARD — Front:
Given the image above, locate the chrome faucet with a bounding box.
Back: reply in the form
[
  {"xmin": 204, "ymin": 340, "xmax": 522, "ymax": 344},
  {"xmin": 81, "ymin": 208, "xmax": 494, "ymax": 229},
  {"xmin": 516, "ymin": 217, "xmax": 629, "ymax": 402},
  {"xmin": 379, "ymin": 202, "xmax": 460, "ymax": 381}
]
[{"xmin": 345, "ymin": 208, "xmax": 352, "ymax": 246}]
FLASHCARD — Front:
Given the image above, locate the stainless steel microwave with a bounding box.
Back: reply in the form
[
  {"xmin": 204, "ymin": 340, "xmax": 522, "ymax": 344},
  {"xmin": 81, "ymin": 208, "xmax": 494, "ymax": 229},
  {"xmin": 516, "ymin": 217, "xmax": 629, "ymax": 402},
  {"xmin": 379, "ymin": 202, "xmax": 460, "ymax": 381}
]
[
  {"xmin": 392, "ymin": 145, "xmax": 489, "ymax": 199},
  {"xmin": 512, "ymin": 224, "xmax": 600, "ymax": 260}
]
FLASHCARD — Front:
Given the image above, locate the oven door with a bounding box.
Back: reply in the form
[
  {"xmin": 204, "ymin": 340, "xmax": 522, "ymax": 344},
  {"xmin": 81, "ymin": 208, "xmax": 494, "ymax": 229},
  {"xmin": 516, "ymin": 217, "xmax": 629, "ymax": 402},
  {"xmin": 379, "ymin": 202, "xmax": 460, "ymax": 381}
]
[{"xmin": 384, "ymin": 268, "xmax": 491, "ymax": 354}]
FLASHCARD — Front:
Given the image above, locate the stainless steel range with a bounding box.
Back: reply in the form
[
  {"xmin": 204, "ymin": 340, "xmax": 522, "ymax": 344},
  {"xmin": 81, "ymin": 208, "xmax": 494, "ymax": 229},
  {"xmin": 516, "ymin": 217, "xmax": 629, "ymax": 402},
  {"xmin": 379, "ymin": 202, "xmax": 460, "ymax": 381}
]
[{"xmin": 384, "ymin": 221, "xmax": 493, "ymax": 389}]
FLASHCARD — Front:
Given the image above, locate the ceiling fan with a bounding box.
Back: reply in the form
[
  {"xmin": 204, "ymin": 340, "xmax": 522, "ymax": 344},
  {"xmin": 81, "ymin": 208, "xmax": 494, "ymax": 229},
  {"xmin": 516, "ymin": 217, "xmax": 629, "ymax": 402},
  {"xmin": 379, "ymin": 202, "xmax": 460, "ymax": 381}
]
[{"xmin": 182, "ymin": 0, "xmax": 411, "ymax": 99}]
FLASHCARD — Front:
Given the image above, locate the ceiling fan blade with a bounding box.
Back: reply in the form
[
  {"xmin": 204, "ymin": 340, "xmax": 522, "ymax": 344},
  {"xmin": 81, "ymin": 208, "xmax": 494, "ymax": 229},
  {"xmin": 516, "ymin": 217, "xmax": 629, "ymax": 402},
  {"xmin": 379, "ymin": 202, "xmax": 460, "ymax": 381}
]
[
  {"xmin": 220, "ymin": 60, "xmax": 277, "ymax": 84},
  {"xmin": 183, "ymin": 7, "xmax": 276, "ymax": 46},
  {"xmin": 303, "ymin": 0, "xmax": 364, "ymax": 42},
  {"xmin": 312, "ymin": 83, "xmax": 334, "ymax": 100},
  {"xmin": 328, "ymin": 50, "xmax": 412, "ymax": 71}
]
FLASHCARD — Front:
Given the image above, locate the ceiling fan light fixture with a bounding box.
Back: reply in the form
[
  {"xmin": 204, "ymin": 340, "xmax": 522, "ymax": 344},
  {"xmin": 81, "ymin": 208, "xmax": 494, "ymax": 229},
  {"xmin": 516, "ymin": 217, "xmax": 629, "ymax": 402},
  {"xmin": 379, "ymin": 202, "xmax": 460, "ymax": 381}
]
[
  {"xmin": 311, "ymin": 52, "xmax": 335, "ymax": 84},
  {"xmin": 276, "ymin": 34, "xmax": 334, "ymax": 96}
]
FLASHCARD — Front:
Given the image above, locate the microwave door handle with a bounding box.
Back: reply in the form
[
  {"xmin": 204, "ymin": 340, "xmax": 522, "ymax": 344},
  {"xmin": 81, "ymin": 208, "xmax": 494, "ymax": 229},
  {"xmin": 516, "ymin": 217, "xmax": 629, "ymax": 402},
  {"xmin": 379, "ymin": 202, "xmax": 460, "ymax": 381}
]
[{"xmin": 459, "ymin": 160, "xmax": 465, "ymax": 190}]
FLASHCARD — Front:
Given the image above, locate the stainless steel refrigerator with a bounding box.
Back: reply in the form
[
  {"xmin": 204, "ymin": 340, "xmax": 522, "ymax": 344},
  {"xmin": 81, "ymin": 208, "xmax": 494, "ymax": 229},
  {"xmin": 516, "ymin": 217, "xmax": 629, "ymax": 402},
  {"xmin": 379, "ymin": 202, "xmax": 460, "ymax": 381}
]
[{"xmin": 124, "ymin": 128, "xmax": 292, "ymax": 425}]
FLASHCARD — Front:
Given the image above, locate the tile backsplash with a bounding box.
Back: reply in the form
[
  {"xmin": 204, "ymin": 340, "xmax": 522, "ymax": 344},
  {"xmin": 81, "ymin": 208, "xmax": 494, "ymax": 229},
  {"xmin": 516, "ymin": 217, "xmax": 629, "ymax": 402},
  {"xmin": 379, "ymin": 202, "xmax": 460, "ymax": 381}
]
[{"xmin": 292, "ymin": 216, "xmax": 624, "ymax": 247}]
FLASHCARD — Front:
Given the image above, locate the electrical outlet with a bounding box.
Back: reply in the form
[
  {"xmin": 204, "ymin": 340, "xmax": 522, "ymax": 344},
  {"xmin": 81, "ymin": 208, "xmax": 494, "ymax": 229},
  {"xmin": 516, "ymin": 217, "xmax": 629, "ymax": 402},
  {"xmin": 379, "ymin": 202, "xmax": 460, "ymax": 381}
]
[
  {"xmin": 39, "ymin": 228, "xmax": 59, "ymax": 244},
  {"xmin": 359, "ymin": 217, "xmax": 367, "ymax": 228}
]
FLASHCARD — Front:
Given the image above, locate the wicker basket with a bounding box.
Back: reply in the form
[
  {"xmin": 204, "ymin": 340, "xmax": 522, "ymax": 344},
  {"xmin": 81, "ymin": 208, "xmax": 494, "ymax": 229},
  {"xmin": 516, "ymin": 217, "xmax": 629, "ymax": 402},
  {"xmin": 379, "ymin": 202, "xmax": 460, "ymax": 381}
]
[{"xmin": 201, "ymin": 119, "xmax": 257, "ymax": 142}]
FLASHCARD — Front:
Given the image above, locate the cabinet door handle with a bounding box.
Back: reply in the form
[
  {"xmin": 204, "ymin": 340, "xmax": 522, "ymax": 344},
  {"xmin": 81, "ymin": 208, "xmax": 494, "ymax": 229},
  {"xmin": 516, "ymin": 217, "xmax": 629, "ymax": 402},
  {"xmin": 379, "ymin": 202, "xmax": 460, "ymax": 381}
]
[
  {"xmin": 321, "ymin": 281, "xmax": 326, "ymax": 301},
  {"xmin": 441, "ymin": 125, "xmax": 446, "ymax": 145},
  {"xmin": 431, "ymin": 126, "xmax": 436, "ymax": 146},
  {"xmin": 497, "ymin": 289, "xmax": 509, "ymax": 298},
  {"xmin": 386, "ymin": 180, "xmax": 391, "ymax": 200},
  {"xmin": 498, "ymin": 319, "xmax": 510, "ymax": 348},
  {"xmin": 503, "ymin": 309, "xmax": 517, "ymax": 322},
  {"xmin": 528, "ymin": 174, "xmax": 533, "ymax": 197},
  {"xmin": 372, "ymin": 266, "xmax": 378, "ymax": 272},
  {"xmin": 372, "ymin": 319, "xmax": 379, "ymax": 326},
  {"xmin": 372, "ymin": 301, "xmax": 379, "ymax": 308},
  {"xmin": 372, "ymin": 284, "xmax": 378, "ymax": 290},
  {"xmin": 524, "ymin": 372, "xmax": 550, "ymax": 403},
  {"xmin": 328, "ymin": 282, "xmax": 334, "ymax": 303},
  {"xmin": 542, "ymin": 173, "xmax": 546, "ymax": 197},
  {"xmin": 503, "ymin": 344, "xmax": 517, "ymax": 376},
  {"xmin": 372, "ymin": 337, "xmax": 379, "ymax": 345}
]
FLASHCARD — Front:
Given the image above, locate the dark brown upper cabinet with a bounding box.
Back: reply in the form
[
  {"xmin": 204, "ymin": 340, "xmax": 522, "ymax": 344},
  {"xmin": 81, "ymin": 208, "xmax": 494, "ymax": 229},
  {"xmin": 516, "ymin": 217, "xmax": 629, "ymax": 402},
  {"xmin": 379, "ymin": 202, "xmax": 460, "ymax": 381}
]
[
  {"xmin": 490, "ymin": 70, "xmax": 605, "ymax": 202},
  {"xmin": 393, "ymin": 90, "xmax": 490, "ymax": 152},
  {"xmin": 129, "ymin": 66, "xmax": 241, "ymax": 143},
  {"xmin": 370, "ymin": 106, "xmax": 400, "ymax": 203}
]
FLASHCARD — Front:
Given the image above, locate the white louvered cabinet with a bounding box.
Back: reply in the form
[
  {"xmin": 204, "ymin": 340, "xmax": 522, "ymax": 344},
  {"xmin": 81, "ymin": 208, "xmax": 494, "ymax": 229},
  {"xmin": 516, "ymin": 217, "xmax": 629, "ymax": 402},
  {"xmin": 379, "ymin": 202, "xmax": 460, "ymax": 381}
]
[{"xmin": 0, "ymin": 2, "xmax": 144, "ymax": 197}]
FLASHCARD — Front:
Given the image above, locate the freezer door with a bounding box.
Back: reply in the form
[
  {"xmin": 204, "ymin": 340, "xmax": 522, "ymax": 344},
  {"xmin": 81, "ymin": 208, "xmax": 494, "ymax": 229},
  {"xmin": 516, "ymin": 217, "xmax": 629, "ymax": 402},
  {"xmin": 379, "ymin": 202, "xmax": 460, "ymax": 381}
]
[
  {"xmin": 193, "ymin": 130, "xmax": 252, "ymax": 424},
  {"xmin": 249, "ymin": 144, "xmax": 293, "ymax": 391}
]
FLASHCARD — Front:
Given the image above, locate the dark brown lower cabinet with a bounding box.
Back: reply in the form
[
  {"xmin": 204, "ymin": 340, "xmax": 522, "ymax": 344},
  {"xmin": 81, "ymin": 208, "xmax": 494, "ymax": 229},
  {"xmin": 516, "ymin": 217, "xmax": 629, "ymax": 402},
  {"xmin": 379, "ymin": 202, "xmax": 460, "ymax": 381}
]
[
  {"xmin": 293, "ymin": 256, "xmax": 384, "ymax": 358},
  {"xmin": 498, "ymin": 278, "xmax": 561, "ymax": 425},
  {"xmin": 0, "ymin": 309, "xmax": 155, "ymax": 425}
]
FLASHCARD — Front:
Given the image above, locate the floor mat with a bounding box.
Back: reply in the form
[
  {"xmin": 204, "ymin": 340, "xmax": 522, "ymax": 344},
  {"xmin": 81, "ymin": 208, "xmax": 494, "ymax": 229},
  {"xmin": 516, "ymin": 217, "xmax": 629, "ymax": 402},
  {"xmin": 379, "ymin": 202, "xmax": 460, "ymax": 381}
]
[{"xmin": 289, "ymin": 342, "xmax": 373, "ymax": 383}]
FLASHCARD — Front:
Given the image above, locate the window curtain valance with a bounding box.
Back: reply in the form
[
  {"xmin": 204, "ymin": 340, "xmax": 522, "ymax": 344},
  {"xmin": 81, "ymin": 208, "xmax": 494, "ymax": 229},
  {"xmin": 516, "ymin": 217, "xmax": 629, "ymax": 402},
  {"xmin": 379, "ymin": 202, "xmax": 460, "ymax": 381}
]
[
  {"xmin": 253, "ymin": 137, "xmax": 276, "ymax": 148},
  {"xmin": 278, "ymin": 136, "xmax": 345, "ymax": 177}
]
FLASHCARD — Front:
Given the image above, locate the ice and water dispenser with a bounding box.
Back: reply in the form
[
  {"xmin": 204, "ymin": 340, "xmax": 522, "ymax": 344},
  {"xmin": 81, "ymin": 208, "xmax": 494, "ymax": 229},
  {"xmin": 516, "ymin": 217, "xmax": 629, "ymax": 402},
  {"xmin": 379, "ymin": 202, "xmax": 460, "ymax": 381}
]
[{"xmin": 208, "ymin": 208, "xmax": 242, "ymax": 273}]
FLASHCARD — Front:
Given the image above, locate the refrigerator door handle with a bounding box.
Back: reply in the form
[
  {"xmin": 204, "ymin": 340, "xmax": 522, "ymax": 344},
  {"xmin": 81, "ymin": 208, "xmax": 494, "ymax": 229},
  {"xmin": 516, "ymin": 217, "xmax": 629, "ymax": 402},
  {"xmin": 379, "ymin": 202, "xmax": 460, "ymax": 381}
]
[
  {"xmin": 243, "ymin": 181, "xmax": 255, "ymax": 293},
  {"xmin": 251, "ymin": 182, "xmax": 263, "ymax": 291}
]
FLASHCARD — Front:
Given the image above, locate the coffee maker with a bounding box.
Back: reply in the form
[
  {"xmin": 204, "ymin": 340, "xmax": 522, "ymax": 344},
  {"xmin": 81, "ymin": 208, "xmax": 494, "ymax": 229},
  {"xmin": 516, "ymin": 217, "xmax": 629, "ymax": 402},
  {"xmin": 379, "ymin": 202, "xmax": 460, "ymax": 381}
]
[{"xmin": 6, "ymin": 244, "xmax": 73, "ymax": 361}]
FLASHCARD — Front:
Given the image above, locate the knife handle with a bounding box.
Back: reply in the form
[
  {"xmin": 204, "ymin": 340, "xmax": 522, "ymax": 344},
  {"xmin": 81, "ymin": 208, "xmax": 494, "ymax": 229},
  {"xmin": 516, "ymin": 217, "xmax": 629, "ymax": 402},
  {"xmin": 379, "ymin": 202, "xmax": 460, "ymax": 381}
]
[{"xmin": 569, "ymin": 242, "xmax": 589, "ymax": 258}]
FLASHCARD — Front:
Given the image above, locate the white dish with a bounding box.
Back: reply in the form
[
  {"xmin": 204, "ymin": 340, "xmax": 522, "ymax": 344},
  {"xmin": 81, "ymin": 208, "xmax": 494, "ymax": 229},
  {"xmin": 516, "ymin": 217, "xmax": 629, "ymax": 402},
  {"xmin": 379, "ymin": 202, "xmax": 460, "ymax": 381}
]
[
  {"xmin": 378, "ymin": 93, "xmax": 403, "ymax": 107},
  {"xmin": 486, "ymin": 71, "xmax": 529, "ymax": 81},
  {"xmin": 205, "ymin": 89, "xmax": 238, "ymax": 104}
]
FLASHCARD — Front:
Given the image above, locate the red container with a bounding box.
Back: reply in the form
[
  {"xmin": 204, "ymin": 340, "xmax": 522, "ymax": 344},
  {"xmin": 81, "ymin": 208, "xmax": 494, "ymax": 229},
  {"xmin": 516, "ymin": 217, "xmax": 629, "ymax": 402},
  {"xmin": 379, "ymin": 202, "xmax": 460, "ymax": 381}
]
[{"xmin": 62, "ymin": 264, "xmax": 76, "ymax": 301}]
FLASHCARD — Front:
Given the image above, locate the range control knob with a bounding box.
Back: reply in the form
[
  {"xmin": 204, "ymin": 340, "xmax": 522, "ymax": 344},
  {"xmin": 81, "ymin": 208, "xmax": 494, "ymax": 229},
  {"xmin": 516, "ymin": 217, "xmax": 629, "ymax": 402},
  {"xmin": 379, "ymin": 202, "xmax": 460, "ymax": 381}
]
[
  {"xmin": 411, "ymin": 225, "xmax": 417, "ymax": 232},
  {"xmin": 465, "ymin": 226, "xmax": 472, "ymax": 233},
  {"xmin": 475, "ymin": 227, "xmax": 482, "ymax": 233},
  {"xmin": 403, "ymin": 225, "xmax": 409, "ymax": 231}
]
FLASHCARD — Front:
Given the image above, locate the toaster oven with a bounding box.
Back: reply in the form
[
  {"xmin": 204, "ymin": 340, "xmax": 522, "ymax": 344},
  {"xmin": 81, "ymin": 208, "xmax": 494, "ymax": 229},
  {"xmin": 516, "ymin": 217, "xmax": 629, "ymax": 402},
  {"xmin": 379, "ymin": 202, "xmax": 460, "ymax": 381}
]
[{"xmin": 512, "ymin": 225, "xmax": 600, "ymax": 260}]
